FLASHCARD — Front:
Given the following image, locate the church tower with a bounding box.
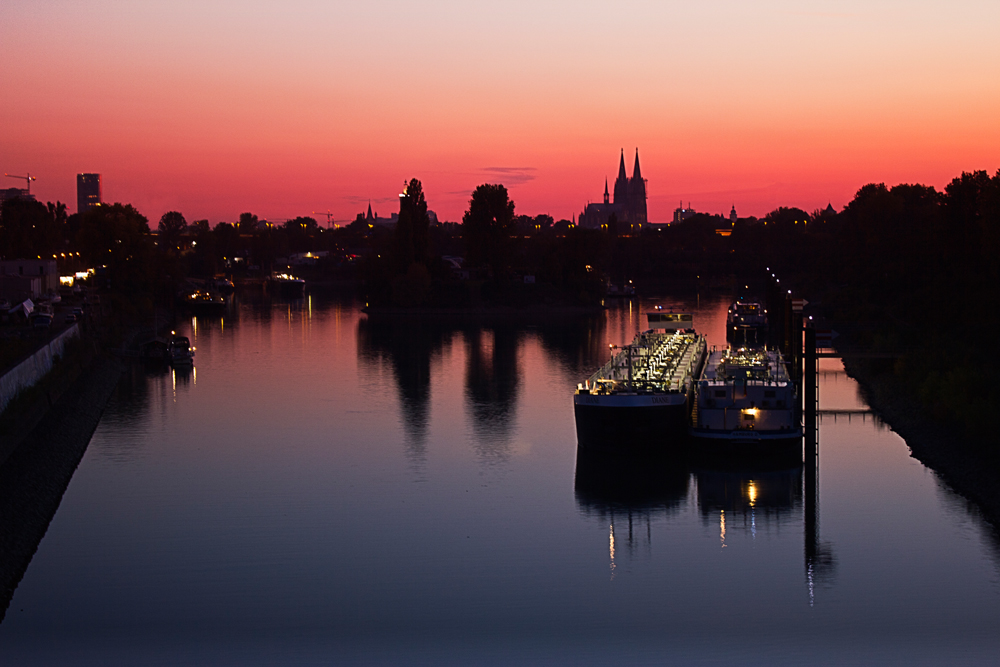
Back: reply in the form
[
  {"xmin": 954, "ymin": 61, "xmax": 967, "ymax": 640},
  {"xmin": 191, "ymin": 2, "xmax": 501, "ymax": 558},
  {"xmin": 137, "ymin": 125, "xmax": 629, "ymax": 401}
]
[
  {"xmin": 628, "ymin": 149, "xmax": 647, "ymax": 226},
  {"xmin": 603, "ymin": 178, "xmax": 609, "ymax": 205},
  {"xmin": 613, "ymin": 149, "xmax": 629, "ymax": 214}
]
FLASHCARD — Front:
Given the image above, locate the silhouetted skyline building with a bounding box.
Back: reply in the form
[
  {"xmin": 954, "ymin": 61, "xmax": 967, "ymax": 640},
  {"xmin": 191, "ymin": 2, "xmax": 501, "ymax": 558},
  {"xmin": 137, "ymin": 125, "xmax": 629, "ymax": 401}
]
[
  {"xmin": 359, "ymin": 200, "xmax": 438, "ymax": 229},
  {"xmin": 77, "ymin": 173, "xmax": 101, "ymax": 214},
  {"xmin": 579, "ymin": 149, "xmax": 648, "ymax": 230},
  {"xmin": 0, "ymin": 188, "xmax": 36, "ymax": 204},
  {"xmin": 673, "ymin": 202, "xmax": 696, "ymax": 224}
]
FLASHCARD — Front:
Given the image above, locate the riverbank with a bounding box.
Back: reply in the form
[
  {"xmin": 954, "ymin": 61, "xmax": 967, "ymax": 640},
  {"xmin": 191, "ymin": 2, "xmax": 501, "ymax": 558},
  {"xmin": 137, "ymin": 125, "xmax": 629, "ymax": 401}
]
[
  {"xmin": 0, "ymin": 356, "xmax": 122, "ymax": 621},
  {"xmin": 842, "ymin": 357, "xmax": 1000, "ymax": 531}
]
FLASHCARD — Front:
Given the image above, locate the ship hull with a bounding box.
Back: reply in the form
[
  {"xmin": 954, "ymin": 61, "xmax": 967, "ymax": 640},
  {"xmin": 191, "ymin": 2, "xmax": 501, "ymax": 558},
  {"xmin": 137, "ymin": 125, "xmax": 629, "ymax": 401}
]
[{"xmin": 574, "ymin": 394, "xmax": 691, "ymax": 455}]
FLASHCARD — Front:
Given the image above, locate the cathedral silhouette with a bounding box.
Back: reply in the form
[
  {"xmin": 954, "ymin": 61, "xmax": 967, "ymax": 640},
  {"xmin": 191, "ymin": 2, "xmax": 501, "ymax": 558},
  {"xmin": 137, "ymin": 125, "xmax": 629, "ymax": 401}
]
[{"xmin": 578, "ymin": 149, "xmax": 647, "ymax": 230}]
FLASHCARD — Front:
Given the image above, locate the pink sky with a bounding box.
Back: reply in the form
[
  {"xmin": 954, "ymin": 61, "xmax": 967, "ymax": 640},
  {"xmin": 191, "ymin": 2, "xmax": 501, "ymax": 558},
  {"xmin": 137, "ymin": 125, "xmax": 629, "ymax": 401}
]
[{"xmin": 3, "ymin": 1, "xmax": 999, "ymax": 224}]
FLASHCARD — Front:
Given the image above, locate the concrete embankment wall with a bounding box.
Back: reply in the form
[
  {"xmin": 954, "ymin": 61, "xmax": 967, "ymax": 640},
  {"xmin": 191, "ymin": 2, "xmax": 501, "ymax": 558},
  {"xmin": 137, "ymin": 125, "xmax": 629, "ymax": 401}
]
[
  {"xmin": 0, "ymin": 324, "xmax": 80, "ymax": 414},
  {"xmin": 0, "ymin": 357, "xmax": 121, "ymax": 621}
]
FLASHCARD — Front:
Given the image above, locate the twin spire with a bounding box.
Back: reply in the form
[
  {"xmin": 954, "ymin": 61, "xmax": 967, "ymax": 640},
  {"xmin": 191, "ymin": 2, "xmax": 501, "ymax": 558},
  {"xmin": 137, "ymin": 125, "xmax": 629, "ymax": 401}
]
[{"xmin": 615, "ymin": 148, "xmax": 642, "ymax": 182}]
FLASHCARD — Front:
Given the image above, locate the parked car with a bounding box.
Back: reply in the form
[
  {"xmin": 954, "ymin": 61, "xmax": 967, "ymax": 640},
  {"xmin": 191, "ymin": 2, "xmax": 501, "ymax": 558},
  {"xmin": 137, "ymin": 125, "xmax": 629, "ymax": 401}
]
[{"xmin": 31, "ymin": 314, "xmax": 52, "ymax": 330}]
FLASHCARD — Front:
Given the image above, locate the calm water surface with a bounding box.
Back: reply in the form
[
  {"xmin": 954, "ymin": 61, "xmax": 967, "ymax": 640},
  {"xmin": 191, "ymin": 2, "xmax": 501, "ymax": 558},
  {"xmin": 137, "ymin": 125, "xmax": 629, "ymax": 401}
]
[{"xmin": 1, "ymin": 294, "xmax": 999, "ymax": 665}]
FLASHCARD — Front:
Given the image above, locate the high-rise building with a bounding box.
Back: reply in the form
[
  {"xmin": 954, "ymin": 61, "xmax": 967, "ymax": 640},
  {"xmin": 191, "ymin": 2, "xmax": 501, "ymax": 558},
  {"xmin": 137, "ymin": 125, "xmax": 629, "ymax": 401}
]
[
  {"xmin": 578, "ymin": 149, "xmax": 648, "ymax": 230},
  {"xmin": 77, "ymin": 173, "xmax": 101, "ymax": 213}
]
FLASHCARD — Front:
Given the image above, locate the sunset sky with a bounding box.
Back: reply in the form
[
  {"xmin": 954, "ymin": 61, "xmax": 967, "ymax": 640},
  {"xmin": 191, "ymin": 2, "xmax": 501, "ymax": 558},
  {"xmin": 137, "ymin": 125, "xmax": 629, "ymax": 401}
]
[{"xmin": 3, "ymin": 0, "xmax": 999, "ymax": 224}]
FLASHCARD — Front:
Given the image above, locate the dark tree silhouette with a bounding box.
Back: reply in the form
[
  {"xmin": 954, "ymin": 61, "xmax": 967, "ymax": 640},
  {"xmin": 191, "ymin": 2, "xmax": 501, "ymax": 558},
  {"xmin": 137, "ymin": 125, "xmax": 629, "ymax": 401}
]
[
  {"xmin": 0, "ymin": 198, "xmax": 63, "ymax": 258},
  {"xmin": 394, "ymin": 178, "xmax": 430, "ymax": 271},
  {"xmin": 284, "ymin": 216, "xmax": 319, "ymax": 253},
  {"xmin": 157, "ymin": 211, "xmax": 187, "ymax": 253},
  {"xmin": 463, "ymin": 183, "xmax": 515, "ymax": 277},
  {"xmin": 77, "ymin": 203, "xmax": 155, "ymax": 311},
  {"xmin": 237, "ymin": 212, "xmax": 259, "ymax": 234}
]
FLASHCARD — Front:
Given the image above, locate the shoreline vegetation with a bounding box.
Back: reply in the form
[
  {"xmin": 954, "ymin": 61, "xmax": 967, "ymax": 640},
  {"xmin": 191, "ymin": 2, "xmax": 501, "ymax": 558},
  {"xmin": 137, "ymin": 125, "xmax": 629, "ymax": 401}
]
[{"xmin": 843, "ymin": 357, "xmax": 1000, "ymax": 532}]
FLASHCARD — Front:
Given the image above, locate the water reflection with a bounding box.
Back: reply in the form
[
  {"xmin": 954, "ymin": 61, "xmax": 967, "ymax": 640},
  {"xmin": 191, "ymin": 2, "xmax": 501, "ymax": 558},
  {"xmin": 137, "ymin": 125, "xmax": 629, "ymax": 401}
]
[
  {"xmin": 575, "ymin": 448, "xmax": 690, "ymax": 516},
  {"xmin": 357, "ymin": 315, "xmax": 609, "ymax": 466},
  {"xmin": 90, "ymin": 362, "xmax": 193, "ymax": 464},
  {"xmin": 695, "ymin": 465, "xmax": 803, "ymax": 538},
  {"xmin": 576, "ymin": 448, "xmax": 838, "ymax": 600},
  {"xmin": 464, "ymin": 327, "xmax": 521, "ymax": 464},
  {"xmin": 575, "ymin": 449, "xmax": 691, "ymax": 572},
  {"xmin": 535, "ymin": 315, "xmax": 608, "ymax": 377},
  {"xmin": 356, "ymin": 318, "xmax": 452, "ymax": 466}
]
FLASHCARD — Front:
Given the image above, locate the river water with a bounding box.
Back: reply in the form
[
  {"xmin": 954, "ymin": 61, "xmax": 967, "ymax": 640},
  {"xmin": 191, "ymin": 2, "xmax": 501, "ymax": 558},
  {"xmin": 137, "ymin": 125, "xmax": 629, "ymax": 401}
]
[{"xmin": 1, "ymin": 293, "xmax": 998, "ymax": 665}]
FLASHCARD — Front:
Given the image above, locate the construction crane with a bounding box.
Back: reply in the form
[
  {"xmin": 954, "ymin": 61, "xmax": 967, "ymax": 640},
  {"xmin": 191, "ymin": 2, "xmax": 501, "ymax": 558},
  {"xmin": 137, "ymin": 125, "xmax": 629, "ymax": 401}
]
[
  {"xmin": 4, "ymin": 173, "xmax": 36, "ymax": 195},
  {"xmin": 312, "ymin": 210, "xmax": 341, "ymax": 228}
]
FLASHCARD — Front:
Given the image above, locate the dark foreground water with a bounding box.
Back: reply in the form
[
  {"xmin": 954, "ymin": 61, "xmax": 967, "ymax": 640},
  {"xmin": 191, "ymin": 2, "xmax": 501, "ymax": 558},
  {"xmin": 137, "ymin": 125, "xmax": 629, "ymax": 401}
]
[{"xmin": 1, "ymin": 294, "xmax": 998, "ymax": 665}]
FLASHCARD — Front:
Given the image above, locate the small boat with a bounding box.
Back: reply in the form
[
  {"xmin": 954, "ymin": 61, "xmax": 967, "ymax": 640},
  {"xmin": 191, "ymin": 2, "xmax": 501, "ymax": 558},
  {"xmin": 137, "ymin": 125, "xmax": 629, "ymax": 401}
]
[
  {"xmin": 269, "ymin": 272, "xmax": 306, "ymax": 297},
  {"xmin": 180, "ymin": 289, "xmax": 227, "ymax": 313},
  {"xmin": 168, "ymin": 335, "xmax": 195, "ymax": 366}
]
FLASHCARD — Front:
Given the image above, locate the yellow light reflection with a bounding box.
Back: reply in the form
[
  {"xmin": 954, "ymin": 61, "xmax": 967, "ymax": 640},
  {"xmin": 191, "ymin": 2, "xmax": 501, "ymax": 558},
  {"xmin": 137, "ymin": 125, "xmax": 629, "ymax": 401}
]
[
  {"xmin": 747, "ymin": 480, "xmax": 758, "ymax": 507},
  {"xmin": 609, "ymin": 522, "xmax": 616, "ymax": 580},
  {"xmin": 192, "ymin": 317, "xmax": 197, "ymax": 335},
  {"xmin": 720, "ymin": 510, "xmax": 727, "ymax": 548},
  {"xmin": 193, "ymin": 366, "xmax": 197, "ymax": 385}
]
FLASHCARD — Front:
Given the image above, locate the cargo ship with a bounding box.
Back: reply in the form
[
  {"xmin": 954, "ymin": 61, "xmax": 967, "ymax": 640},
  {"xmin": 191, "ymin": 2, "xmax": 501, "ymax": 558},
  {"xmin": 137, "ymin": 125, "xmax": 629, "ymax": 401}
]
[
  {"xmin": 726, "ymin": 300, "xmax": 767, "ymax": 346},
  {"xmin": 574, "ymin": 312, "xmax": 707, "ymax": 454},
  {"xmin": 690, "ymin": 346, "xmax": 801, "ymax": 459}
]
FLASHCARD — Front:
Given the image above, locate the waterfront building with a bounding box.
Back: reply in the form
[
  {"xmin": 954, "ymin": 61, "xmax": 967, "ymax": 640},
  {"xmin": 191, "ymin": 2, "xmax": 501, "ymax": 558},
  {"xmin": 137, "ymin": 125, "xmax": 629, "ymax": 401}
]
[
  {"xmin": 0, "ymin": 259, "xmax": 59, "ymax": 300},
  {"xmin": 578, "ymin": 149, "xmax": 648, "ymax": 231},
  {"xmin": 77, "ymin": 173, "xmax": 101, "ymax": 214}
]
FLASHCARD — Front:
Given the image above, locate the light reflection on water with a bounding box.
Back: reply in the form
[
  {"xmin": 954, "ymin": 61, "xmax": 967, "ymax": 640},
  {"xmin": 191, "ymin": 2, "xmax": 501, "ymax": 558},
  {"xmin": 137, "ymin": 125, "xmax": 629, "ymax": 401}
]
[{"xmin": 1, "ymin": 293, "xmax": 999, "ymax": 665}]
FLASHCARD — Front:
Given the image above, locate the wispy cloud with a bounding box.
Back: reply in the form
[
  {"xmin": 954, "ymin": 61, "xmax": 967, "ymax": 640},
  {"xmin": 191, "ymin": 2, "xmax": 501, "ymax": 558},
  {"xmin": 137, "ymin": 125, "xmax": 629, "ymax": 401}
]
[{"xmin": 479, "ymin": 167, "xmax": 538, "ymax": 186}]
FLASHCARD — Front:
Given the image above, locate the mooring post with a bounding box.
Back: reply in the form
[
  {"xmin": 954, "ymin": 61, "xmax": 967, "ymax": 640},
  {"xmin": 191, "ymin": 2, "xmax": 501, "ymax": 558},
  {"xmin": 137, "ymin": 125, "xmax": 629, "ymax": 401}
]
[
  {"xmin": 766, "ymin": 272, "xmax": 781, "ymax": 350},
  {"xmin": 792, "ymin": 310, "xmax": 804, "ymax": 389},
  {"xmin": 804, "ymin": 326, "xmax": 817, "ymax": 450},
  {"xmin": 783, "ymin": 292, "xmax": 793, "ymax": 359},
  {"xmin": 804, "ymin": 326, "xmax": 819, "ymax": 598}
]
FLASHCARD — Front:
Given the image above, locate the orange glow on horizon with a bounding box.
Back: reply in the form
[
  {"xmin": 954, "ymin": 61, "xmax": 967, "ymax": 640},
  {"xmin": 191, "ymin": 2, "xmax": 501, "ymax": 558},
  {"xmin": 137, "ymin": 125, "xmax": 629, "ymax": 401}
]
[{"xmin": 2, "ymin": 1, "xmax": 998, "ymax": 223}]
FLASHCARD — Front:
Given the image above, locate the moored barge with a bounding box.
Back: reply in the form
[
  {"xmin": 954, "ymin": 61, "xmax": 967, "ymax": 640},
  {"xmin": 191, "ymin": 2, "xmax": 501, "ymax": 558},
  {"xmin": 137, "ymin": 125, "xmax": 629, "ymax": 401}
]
[
  {"xmin": 574, "ymin": 313, "xmax": 707, "ymax": 454},
  {"xmin": 690, "ymin": 346, "xmax": 801, "ymax": 460}
]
